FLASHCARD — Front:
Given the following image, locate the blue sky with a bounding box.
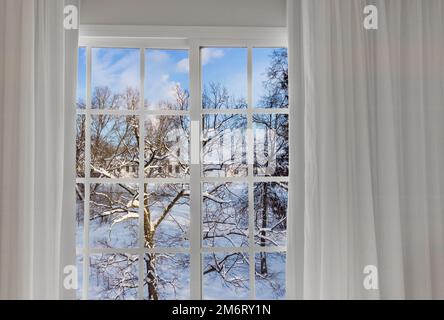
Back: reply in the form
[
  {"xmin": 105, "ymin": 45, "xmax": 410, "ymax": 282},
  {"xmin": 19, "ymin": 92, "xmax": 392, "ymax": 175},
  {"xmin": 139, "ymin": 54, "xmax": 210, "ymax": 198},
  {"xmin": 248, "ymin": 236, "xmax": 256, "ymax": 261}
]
[
  {"xmin": 77, "ymin": 47, "xmax": 284, "ymax": 108},
  {"xmin": 201, "ymin": 47, "xmax": 247, "ymax": 103},
  {"xmin": 145, "ymin": 49, "xmax": 189, "ymax": 109},
  {"xmin": 253, "ymin": 48, "xmax": 276, "ymax": 107},
  {"xmin": 77, "ymin": 47, "xmax": 86, "ymax": 103},
  {"xmin": 92, "ymin": 47, "xmax": 140, "ymax": 96}
]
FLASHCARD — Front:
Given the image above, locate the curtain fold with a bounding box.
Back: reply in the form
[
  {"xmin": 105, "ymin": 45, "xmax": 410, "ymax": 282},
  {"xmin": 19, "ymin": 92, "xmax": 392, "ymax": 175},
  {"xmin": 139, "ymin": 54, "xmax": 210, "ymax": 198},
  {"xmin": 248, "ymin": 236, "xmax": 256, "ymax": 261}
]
[
  {"xmin": 287, "ymin": 0, "xmax": 444, "ymax": 299},
  {"xmin": 0, "ymin": 0, "xmax": 78, "ymax": 299}
]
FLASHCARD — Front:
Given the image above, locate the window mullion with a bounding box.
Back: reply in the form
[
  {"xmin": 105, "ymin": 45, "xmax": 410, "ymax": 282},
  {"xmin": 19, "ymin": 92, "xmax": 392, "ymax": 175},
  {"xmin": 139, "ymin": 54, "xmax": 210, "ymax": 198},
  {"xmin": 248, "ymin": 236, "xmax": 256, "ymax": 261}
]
[
  {"xmin": 137, "ymin": 47, "xmax": 145, "ymax": 300},
  {"xmin": 247, "ymin": 45, "xmax": 256, "ymax": 300},
  {"xmin": 82, "ymin": 46, "xmax": 92, "ymax": 300},
  {"xmin": 189, "ymin": 39, "xmax": 202, "ymax": 300}
]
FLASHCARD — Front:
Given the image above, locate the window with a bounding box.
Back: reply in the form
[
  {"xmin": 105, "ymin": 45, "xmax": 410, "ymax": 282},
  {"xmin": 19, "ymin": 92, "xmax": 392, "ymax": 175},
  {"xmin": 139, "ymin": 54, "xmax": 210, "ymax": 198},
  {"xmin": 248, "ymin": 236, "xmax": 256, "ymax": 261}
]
[{"xmin": 76, "ymin": 36, "xmax": 288, "ymax": 300}]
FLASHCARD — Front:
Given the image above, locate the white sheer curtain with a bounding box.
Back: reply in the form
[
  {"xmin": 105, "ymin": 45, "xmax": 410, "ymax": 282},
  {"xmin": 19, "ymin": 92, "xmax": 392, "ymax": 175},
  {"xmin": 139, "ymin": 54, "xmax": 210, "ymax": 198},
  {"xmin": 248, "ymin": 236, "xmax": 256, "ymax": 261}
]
[
  {"xmin": 0, "ymin": 0, "xmax": 78, "ymax": 299},
  {"xmin": 286, "ymin": 0, "xmax": 444, "ymax": 299}
]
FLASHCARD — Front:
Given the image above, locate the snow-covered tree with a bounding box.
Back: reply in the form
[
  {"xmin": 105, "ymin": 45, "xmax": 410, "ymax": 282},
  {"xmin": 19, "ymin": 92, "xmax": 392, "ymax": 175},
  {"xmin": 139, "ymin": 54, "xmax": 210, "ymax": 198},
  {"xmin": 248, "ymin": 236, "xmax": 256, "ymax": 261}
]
[{"xmin": 75, "ymin": 49, "xmax": 288, "ymax": 300}]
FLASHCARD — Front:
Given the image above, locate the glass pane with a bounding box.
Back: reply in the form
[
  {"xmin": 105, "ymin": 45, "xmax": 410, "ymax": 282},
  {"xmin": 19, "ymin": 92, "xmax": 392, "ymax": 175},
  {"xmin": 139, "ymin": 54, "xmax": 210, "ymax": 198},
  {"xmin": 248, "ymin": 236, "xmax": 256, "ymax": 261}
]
[
  {"xmin": 145, "ymin": 49, "xmax": 189, "ymax": 110},
  {"xmin": 144, "ymin": 183, "xmax": 190, "ymax": 248},
  {"xmin": 91, "ymin": 48, "xmax": 140, "ymax": 109},
  {"xmin": 144, "ymin": 115, "xmax": 190, "ymax": 178},
  {"xmin": 76, "ymin": 183, "xmax": 84, "ymax": 248},
  {"xmin": 202, "ymin": 114, "xmax": 247, "ymax": 177},
  {"xmin": 89, "ymin": 183, "xmax": 139, "ymax": 248},
  {"xmin": 89, "ymin": 253, "xmax": 138, "ymax": 300},
  {"xmin": 253, "ymin": 48, "xmax": 288, "ymax": 109},
  {"xmin": 203, "ymin": 252, "xmax": 249, "ymax": 299},
  {"xmin": 76, "ymin": 114, "xmax": 85, "ymax": 177},
  {"xmin": 202, "ymin": 182, "xmax": 248, "ymax": 247},
  {"xmin": 90, "ymin": 115, "xmax": 139, "ymax": 178},
  {"xmin": 144, "ymin": 253, "xmax": 190, "ymax": 300},
  {"xmin": 255, "ymin": 252, "xmax": 286, "ymax": 299},
  {"xmin": 254, "ymin": 182, "xmax": 288, "ymax": 247},
  {"xmin": 202, "ymin": 48, "xmax": 247, "ymax": 109},
  {"xmin": 253, "ymin": 114, "xmax": 288, "ymax": 176},
  {"xmin": 77, "ymin": 47, "xmax": 86, "ymax": 109}
]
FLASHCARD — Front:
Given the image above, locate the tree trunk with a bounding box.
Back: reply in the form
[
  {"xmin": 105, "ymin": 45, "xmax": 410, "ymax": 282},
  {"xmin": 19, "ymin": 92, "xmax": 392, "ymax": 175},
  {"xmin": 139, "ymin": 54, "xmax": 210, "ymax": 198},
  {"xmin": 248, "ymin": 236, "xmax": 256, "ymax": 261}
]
[
  {"xmin": 145, "ymin": 252, "xmax": 158, "ymax": 300},
  {"xmin": 144, "ymin": 184, "xmax": 159, "ymax": 300},
  {"xmin": 260, "ymin": 183, "xmax": 268, "ymax": 275}
]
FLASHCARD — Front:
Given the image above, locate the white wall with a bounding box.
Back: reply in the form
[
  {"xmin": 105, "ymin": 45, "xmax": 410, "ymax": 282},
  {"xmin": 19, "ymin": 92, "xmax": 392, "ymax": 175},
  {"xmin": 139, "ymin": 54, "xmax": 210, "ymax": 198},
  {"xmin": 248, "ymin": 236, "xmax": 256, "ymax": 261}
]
[{"xmin": 80, "ymin": 0, "xmax": 287, "ymax": 27}]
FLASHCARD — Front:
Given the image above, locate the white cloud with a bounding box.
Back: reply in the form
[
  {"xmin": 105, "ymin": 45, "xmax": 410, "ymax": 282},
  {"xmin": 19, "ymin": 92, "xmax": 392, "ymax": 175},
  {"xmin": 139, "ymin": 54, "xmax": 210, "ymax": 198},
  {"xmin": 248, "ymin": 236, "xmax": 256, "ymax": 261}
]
[
  {"xmin": 92, "ymin": 48, "xmax": 140, "ymax": 93},
  {"xmin": 148, "ymin": 50, "xmax": 169, "ymax": 63},
  {"xmin": 91, "ymin": 48, "xmax": 191, "ymax": 109},
  {"xmin": 176, "ymin": 58, "xmax": 189, "ymax": 73},
  {"xmin": 201, "ymin": 48, "xmax": 224, "ymax": 65},
  {"xmin": 161, "ymin": 73, "xmax": 170, "ymax": 82},
  {"xmin": 146, "ymin": 73, "xmax": 181, "ymax": 109}
]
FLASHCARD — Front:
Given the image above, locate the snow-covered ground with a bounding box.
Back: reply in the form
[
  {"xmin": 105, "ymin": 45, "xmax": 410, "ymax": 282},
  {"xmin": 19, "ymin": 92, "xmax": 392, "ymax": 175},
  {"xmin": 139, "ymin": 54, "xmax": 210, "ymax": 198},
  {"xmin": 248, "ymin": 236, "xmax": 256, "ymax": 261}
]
[{"xmin": 76, "ymin": 183, "xmax": 286, "ymax": 300}]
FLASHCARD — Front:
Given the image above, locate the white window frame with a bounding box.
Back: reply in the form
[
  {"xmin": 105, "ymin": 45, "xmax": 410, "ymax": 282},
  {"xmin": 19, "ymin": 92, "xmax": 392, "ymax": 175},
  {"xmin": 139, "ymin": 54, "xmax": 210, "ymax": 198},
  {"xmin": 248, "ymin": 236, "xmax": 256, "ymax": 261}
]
[{"xmin": 77, "ymin": 25, "xmax": 288, "ymax": 300}]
